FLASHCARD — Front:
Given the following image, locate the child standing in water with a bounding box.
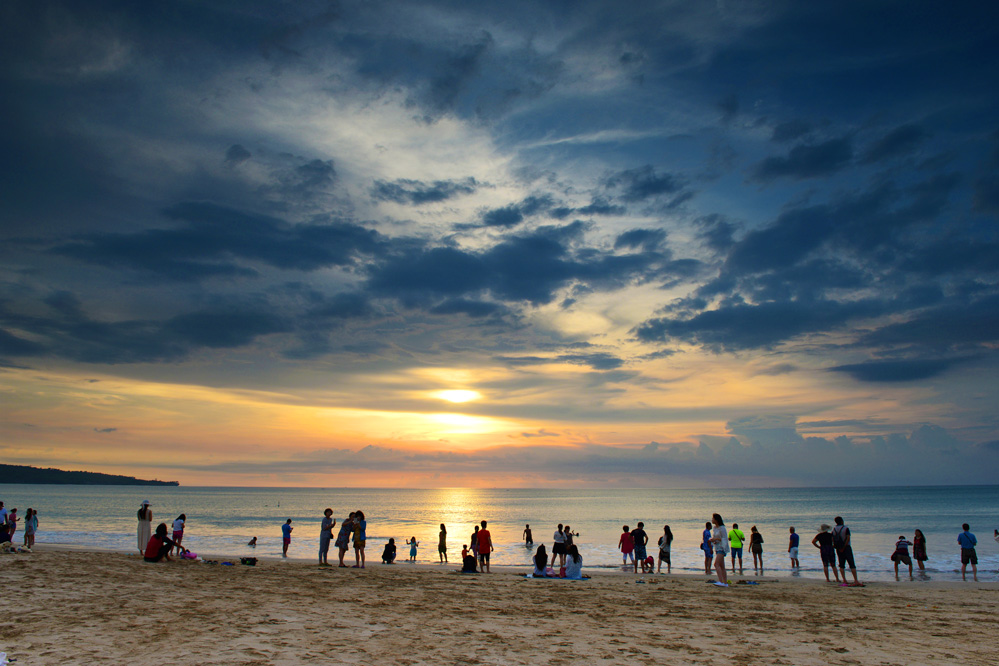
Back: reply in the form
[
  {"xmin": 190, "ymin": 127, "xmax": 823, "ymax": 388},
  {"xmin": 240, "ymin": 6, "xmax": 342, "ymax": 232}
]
[
  {"xmin": 171, "ymin": 514, "xmax": 186, "ymax": 556},
  {"xmin": 618, "ymin": 525, "xmax": 634, "ymax": 567},
  {"xmin": 406, "ymin": 536, "xmax": 419, "ymax": 562}
]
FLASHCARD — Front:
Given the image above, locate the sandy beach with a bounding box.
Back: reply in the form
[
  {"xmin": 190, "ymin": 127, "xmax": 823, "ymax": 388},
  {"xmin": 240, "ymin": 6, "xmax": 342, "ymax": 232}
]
[{"xmin": 1, "ymin": 547, "xmax": 996, "ymax": 665}]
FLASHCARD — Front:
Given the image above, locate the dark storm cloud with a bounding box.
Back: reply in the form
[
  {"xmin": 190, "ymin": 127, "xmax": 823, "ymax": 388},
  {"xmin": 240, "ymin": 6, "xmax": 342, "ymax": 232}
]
[
  {"xmin": 750, "ymin": 137, "xmax": 853, "ymax": 182},
  {"xmin": 770, "ymin": 119, "xmax": 813, "ymax": 143},
  {"xmin": 605, "ymin": 165, "xmax": 685, "ymax": 202},
  {"xmin": 614, "ymin": 229, "xmax": 667, "ymax": 251},
  {"xmin": 370, "ymin": 177, "xmax": 479, "ymax": 205},
  {"xmin": 497, "ymin": 352, "xmax": 624, "ymax": 371},
  {"xmin": 368, "ymin": 222, "xmax": 665, "ymax": 306},
  {"xmin": 53, "ymin": 203, "xmax": 385, "ymax": 280},
  {"xmin": 827, "ymin": 357, "xmax": 970, "ymax": 383},
  {"xmin": 635, "ymin": 298, "xmax": 881, "ymax": 351},
  {"xmin": 429, "ymin": 298, "xmax": 508, "ymax": 318},
  {"xmin": 481, "ymin": 205, "xmax": 524, "ymax": 228},
  {"xmin": 224, "ymin": 144, "xmax": 252, "ymax": 166},
  {"xmin": 859, "ymin": 295, "xmax": 999, "ymax": 349},
  {"xmin": 860, "ymin": 124, "xmax": 927, "ymax": 164}
]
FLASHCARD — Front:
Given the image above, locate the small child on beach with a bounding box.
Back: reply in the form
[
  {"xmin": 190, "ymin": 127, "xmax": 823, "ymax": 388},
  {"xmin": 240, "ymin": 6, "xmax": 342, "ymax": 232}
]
[
  {"xmin": 282, "ymin": 519, "xmax": 293, "ymax": 557},
  {"xmin": 172, "ymin": 514, "xmax": 186, "ymax": 555},
  {"xmin": 618, "ymin": 525, "xmax": 634, "ymax": 567},
  {"xmin": 247, "ymin": 536, "xmax": 257, "ymax": 547},
  {"xmin": 406, "ymin": 536, "xmax": 419, "ymax": 562}
]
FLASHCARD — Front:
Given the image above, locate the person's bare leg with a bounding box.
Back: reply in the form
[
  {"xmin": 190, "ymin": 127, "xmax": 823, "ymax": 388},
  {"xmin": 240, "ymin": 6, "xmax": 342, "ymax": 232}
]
[
  {"xmin": 714, "ymin": 554, "xmax": 727, "ymax": 585},
  {"xmin": 972, "ymin": 562, "xmax": 977, "ymax": 582}
]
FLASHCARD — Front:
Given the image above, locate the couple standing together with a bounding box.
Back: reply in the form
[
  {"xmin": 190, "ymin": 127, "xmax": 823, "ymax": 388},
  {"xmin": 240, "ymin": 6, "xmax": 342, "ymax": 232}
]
[{"xmin": 320, "ymin": 509, "xmax": 366, "ymax": 567}]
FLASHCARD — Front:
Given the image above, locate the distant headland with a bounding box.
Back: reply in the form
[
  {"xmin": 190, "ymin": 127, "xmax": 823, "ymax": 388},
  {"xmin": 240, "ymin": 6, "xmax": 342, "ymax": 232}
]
[{"xmin": 0, "ymin": 464, "xmax": 179, "ymax": 486}]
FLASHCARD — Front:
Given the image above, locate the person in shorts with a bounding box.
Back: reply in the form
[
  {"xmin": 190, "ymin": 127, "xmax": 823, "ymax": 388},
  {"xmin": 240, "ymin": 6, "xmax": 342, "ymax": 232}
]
[
  {"xmin": 657, "ymin": 525, "xmax": 673, "ymax": 574},
  {"xmin": 282, "ymin": 518, "xmax": 293, "ymax": 557},
  {"xmin": 550, "ymin": 523, "xmax": 566, "ymax": 568},
  {"xmin": 788, "ymin": 526, "xmax": 800, "ymax": 569},
  {"xmin": 438, "ymin": 523, "xmax": 448, "ymax": 563},
  {"xmin": 477, "ymin": 520, "xmax": 493, "ymax": 573},
  {"xmin": 728, "ymin": 523, "xmax": 745, "ymax": 575},
  {"xmin": 832, "ymin": 516, "xmax": 859, "ymax": 584},
  {"xmin": 631, "ymin": 522, "xmax": 649, "ymax": 573},
  {"xmin": 811, "ymin": 524, "xmax": 840, "ymax": 583},
  {"xmin": 892, "ymin": 535, "xmax": 913, "ymax": 579},
  {"xmin": 958, "ymin": 523, "xmax": 977, "ymax": 582}
]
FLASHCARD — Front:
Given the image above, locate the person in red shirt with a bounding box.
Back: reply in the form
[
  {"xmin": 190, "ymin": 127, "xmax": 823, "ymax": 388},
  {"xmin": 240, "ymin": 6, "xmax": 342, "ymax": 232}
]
[
  {"xmin": 477, "ymin": 520, "xmax": 493, "ymax": 573},
  {"xmin": 144, "ymin": 523, "xmax": 185, "ymax": 562}
]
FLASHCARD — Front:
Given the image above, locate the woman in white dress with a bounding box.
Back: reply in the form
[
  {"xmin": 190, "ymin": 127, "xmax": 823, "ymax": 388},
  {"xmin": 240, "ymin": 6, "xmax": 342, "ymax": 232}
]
[{"xmin": 137, "ymin": 500, "xmax": 152, "ymax": 554}]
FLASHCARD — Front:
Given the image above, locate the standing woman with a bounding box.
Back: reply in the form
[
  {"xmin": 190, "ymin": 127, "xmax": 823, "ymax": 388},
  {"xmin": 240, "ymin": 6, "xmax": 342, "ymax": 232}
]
[
  {"xmin": 319, "ymin": 508, "xmax": 336, "ymax": 566},
  {"xmin": 353, "ymin": 510, "xmax": 366, "ymax": 568},
  {"xmin": 701, "ymin": 521, "xmax": 713, "ymax": 575},
  {"xmin": 335, "ymin": 512, "xmax": 355, "ymax": 567},
  {"xmin": 23, "ymin": 508, "xmax": 37, "ymax": 548},
  {"xmin": 912, "ymin": 529, "xmax": 927, "ymax": 572},
  {"xmin": 438, "ymin": 523, "xmax": 448, "ymax": 563},
  {"xmin": 137, "ymin": 500, "xmax": 152, "ymax": 554},
  {"xmin": 749, "ymin": 526, "xmax": 764, "ymax": 573},
  {"xmin": 709, "ymin": 513, "xmax": 729, "ymax": 587}
]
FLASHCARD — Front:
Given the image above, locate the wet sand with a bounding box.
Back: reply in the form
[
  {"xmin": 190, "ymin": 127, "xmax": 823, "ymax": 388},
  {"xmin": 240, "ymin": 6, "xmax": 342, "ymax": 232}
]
[{"xmin": 2, "ymin": 547, "xmax": 997, "ymax": 665}]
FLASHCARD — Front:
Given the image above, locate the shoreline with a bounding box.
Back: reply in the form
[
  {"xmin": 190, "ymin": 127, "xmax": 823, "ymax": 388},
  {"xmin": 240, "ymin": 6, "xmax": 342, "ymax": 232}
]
[{"xmin": 28, "ymin": 542, "xmax": 998, "ymax": 588}]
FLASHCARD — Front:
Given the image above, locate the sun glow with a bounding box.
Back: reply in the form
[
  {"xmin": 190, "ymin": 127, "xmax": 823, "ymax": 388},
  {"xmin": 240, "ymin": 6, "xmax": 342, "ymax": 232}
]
[{"xmin": 434, "ymin": 389, "xmax": 481, "ymax": 403}]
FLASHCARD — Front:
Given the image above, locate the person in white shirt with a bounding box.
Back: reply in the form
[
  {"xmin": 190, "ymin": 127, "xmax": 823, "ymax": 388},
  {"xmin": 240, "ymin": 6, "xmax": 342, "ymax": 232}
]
[
  {"xmin": 171, "ymin": 514, "xmax": 186, "ymax": 555},
  {"xmin": 709, "ymin": 513, "xmax": 730, "ymax": 587},
  {"xmin": 550, "ymin": 523, "xmax": 566, "ymax": 568},
  {"xmin": 563, "ymin": 544, "xmax": 584, "ymax": 579}
]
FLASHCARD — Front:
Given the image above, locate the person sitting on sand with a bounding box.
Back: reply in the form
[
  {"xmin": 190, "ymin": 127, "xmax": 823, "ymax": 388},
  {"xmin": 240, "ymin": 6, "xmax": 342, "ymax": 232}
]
[
  {"xmin": 563, "ymin": 544, "xmax": 584, "ymax": 579},
  {"xmin": 461, "ymin": 548, "xmax": 478, "ymax": 573},
  {"xmin": 144, "ymin": 523, "xmax": 186, "ymax": 562},
  {"xmin": 533, "ymin": 544, "xmax": 549, "ymax": 577},
  {"xmin": 247, "ymin": 536, "xmax": 257, "ymax": 547},
  {"xmin": 382, "ymin": 538, "xmax": 397, "ymax": 564}
]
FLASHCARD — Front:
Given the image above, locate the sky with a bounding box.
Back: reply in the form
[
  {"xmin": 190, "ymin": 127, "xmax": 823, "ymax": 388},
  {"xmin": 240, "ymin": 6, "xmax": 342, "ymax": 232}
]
[{"xmin": 2, "ymin": 1, "xmax": 999, "ymax": 488}]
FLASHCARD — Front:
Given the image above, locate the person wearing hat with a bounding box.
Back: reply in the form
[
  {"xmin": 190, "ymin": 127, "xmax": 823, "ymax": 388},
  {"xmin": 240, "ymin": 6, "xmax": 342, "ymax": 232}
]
[
  {"xmin": 137, "ymin": 500, "xmax": 152, "ymax": 554},
  {"xmin": 811, "ymin": 524, "xmax": 840, "ymax": 583}
]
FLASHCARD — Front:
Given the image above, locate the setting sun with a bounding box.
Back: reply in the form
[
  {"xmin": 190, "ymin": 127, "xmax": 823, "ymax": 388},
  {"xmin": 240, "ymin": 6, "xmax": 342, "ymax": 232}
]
[{"xmin": 434, "ymin": 390, "xmax": 481, "ymax": 403}]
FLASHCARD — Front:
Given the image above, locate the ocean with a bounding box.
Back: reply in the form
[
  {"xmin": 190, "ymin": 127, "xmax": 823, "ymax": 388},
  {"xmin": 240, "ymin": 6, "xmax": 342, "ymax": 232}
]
[{"xmin": 2, "ymin": 484, "xmax": 997, "ymax": 582}]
